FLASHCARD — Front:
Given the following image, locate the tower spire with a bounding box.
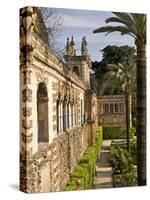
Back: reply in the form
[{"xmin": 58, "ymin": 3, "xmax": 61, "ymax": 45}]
[
  {"xmin": 70, "ymin": 36, "xmax": 76, "ymax": 56},
  {"xmin": 66, "ymin": 37, "xmax": 70, "ymax": 55},
  {"xmin": 81, "ymin": 36, "xmax": 88, "ymax": 56}
]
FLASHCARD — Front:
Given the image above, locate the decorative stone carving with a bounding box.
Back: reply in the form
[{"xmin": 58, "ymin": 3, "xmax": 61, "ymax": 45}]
[
  {"xmin": 52, "ymin": 81, "xmax": 57, "ymax": 90},
  {"xmin": 20, "ymin": 44, "xmax": 34, "ymax": 64},
  {"xmin": 36, "ymin": 71, "xmax": 48, "ymax": 84},
  {"xmin": 20, "ymin": 7, "xmax": 35, "ymax": 33},
  {"xmin": 23, "ymin": 69, "xmax": 32, "ymax": 84},
  {"xmin": 22, "ymin": 132, "xmax": 33, "ymax": 143},
  {"xmin": 21, "ymin": 147, "xmax": 33, "ymax": 160},
  {"xmin": 22, "ymin": 119, "xmax": 32, "ymax": 130},
  {"xmin": 52, "ymin": 93, "xmax": 57, "ymax": 103},
  {"xmin": 22, "ymin": 107, "xmax": 32, "ymax": 117},
  {"xmin": 22, "ymin": 88, "xmax": 32, "ymax": 102}
]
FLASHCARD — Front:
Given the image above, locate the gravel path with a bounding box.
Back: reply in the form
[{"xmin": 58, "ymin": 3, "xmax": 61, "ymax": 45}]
[{"xmin": 93, "ymin": 140, "xmax": 113, "ymax": 189}]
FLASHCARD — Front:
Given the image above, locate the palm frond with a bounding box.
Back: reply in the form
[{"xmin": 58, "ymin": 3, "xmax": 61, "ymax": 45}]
[{"xmin": 93, "ymin": 25, "xmax": 136, "ymax": 39}]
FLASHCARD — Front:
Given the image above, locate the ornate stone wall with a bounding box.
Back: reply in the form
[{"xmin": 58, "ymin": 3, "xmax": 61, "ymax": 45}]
[
  {"xmin": 20, "ymin": 126, "xmax": 88, "ymax": 192},
  {"xmin": 97, "ymin": 95, "xmax": 126, "ymax": 125},
  {"xmin": 20, "ymin": 7, "xmax": 95, "ymax": 193}
]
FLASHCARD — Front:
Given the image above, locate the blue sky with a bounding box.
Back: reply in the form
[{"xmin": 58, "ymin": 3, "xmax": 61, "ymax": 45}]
[{"xmin": 53, "ymin": 8, "xmax": 135, "ymax": 61}]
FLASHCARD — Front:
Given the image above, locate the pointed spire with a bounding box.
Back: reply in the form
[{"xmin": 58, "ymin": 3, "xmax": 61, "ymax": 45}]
[
  {"xmin": 69, "ymin": 36, "xmax": 76, "ymax": 56},
  {"xmin": 70, "ymin": 36, "xmax": 75, "ymax": 46},
  {"xmin": 81, "ymin": 36, "xmax": 88, "ymax": 56},
  {"xmin": 66, "ymin": 37, "xmax": 70, "ymax": 55}
]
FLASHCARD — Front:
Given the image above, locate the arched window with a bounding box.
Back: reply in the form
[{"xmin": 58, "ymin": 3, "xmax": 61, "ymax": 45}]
[
  {"xmin": 81, "ymin": 100, "xmax": 83, "ymax": 124},
  {"xmin": 37, "ymin": 82, "xmax": 49, "ymax": 143},
  {"xmin": 104, "ymin": 104, "xmax": 109, "ymax": 113},
  {"xmin": 110, "ymin": 104, "xmax": 113, "ymax": 113},
  {"xmin": 73, "ymin": 66, "xmax": 80, "ymax": 76},
  {"xmin": 115, "ymin": 103, "xmax": 118, "ymax": 112},
  {"xmin": 63, "ymin": 101, "xmax": 67, "ymax": 130}
]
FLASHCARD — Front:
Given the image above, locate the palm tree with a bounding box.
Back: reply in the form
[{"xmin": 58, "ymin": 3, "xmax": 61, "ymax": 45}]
[
  {"xmin": 101, "ymin": 63, "xmax": 136, "ymax": 152},
  {"xmin": 93, "ymin": 12, "xmax": 146, "ymax": 186}
]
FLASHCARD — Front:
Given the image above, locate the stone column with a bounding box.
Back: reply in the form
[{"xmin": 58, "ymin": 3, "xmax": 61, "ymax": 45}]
[
  {"xmin": 20, "ymin": 7, "xmax": 38, "ymax": 192},
  {"xmin": 60, "ymin": 102, "xmax": 63, "ymax": 131}
]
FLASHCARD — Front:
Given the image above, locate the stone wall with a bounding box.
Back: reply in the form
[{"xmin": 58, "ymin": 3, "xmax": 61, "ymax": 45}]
[
  {"xmin": 20, "ymin": 7, "xmax": 95, "ymax": 193},
  {"xmin": 97, "ymin": 95, "xmax": 126, "ymax": 126},
  {"xmin": 20, "ymin": 125, "xmax": 88, "ymax": 192}
]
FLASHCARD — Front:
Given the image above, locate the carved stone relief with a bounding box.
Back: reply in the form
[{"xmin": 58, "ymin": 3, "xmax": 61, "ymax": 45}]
[
  {"xmin": 22, "ymin": 107, "xmax": 32, "ymax": 117},
  {"xmin": 22, "ymin": 119, "xmax": 32, "ymax": 130},
  {"xmin": 22, "ymin": 88, "xmax": 32, "ymax": 102},
  {"xmin": 22, "ymin": 132, "xmax": 33, "ymax": 143}
]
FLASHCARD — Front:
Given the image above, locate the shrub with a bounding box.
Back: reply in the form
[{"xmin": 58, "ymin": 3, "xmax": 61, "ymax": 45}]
[
  {"xmin": 64, "ymin": 126, "xmax": 102, "ymax": 191},
  {"xmin": 103, "ymin": 125, "xmax": 136, "ymax": 139},
  {"xmin": 109, "ymin": 144, "xmax": 137, "ymax": 187}
]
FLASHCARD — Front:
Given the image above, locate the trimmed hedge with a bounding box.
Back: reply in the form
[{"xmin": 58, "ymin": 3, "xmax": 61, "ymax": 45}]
[
  {"xmin": 103, "ymin": 125, "xmax": 136, "ymax": 139},
  {"xmin": 109, "ymin": 144, "xmax": 137, "ymax": 187},
  {"xmin": 64, "ymin": 126, "xmax": 102, "ymax": 191}
]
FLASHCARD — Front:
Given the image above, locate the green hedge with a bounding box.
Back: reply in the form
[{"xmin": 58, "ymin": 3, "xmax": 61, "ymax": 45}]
[
  {"xmin": 64, "ymin": 126, "xmax": 102, "ymax": 191},
  {"xmin": 109, "ymin": 144, "xmax": 137, "ymax": 187},
  {"xmin": 103, "ymin": 125, "xmax": 136, "ymax": 139}
]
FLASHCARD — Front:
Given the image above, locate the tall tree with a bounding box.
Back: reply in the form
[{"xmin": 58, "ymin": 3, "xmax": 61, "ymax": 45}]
[
  {"xmin": 91, "ymin": 45, "xmax": 136, "ymax": 96},
  {"xmin": 93, "ymin": 12, "xmax": 146, "ymax": 186}
]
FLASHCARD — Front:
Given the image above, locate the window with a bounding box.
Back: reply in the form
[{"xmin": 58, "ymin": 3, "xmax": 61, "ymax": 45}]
[
  {"xmin": 63, "ymin": 102, "xmax": 66, "ymax": 130},
  {"xmin": 73, "ymin": 66, "xmax": 80, "ymax": 76},
  {"xmin": 115, "ymin": 103, "xmax": 118, "ymax": 112},
  {"xmin": 104, "ymin": 104, "xmax": 109, "ymax": 113},
  {"xmin": 71, "ymin": 105, "xmax": 73, "ymax": 127},
  {"xmin": 37, "ymin": 82, "xmax": 49, "ymax": 143},
  {"xmin": 110, "ymin": 104, "xmax": 113, "ymax": 113},
  {"xmin": 67, "ymin": 102, "xmax": 70, "ymax": 128},
  {"xmin": 38, "ymin": 120, "xmax": 44, "ymax": 142},
  {"xmin": 81, "ymin": 100, "xmax": 83, "ymax": 124},
  {"xmin": 57, "ymin": 100, "xmax": 60, "ymax": 133}
]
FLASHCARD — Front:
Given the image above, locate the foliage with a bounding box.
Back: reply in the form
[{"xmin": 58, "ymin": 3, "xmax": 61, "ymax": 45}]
[
  {"xmin": 103, "ymin": 125, "xmax": 135, "ymax": 139},
  {"xmin": 64, "ymin": 127, "xmax": 102, "ymax": 191},
  {"xmin": 130, "ymin": 138, "xmax": 137, "ymax": 165},
  {"xmin": 109, "ymin": 144, "xmax": 137, "ymax": 187},
  {"xmin": 91, "ymin": 45, "xmax": 136, "ymax": 96},
  {"xmin": 93, "ymin": 11, "xmax": 146, "ymax": 185}
]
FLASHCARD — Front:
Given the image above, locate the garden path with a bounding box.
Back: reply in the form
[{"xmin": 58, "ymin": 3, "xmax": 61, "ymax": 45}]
[{"xmin": 93, "ymin": 140, "xmax": 113, "ymax": 189}]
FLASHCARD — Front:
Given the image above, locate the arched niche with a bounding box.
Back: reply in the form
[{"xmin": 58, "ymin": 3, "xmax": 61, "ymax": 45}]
[
  {"xmin": 73, "ymin": 66, "xmax": 80, "ymax": 76},
  {"xmin": 37, "ymin": 82, "xmax": 49, "ymax": 143}
]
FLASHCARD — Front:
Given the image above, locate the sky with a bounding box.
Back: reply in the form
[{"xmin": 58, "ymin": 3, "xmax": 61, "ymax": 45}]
[{"xmin": 52, "ymin": 8, "xmax": 135, "ymax": 61}]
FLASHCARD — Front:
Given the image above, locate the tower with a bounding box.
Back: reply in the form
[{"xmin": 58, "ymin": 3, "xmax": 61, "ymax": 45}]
[
  {"xmin": 65, "ymin": 36, "xmax": 76, "ymax": 56},
  {"xmin": 81, "ymin": 36, "xmax": 88, "ymax": 56},
  {"xmin": 64, "ymin": 36, "xmax": 91, "ymax": 88}
]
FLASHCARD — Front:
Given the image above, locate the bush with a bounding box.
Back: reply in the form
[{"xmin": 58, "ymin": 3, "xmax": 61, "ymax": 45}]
[
  {"xmin": 103, "ymin": 125, "xmax": 136, "ymax": 139},
  {"xmin": 109, "ymin": 144, "xmax": 137, "ymax": 187},
  {"xmin": 64, "ymin": 126, "xmax": 103, "ymax": 191}
]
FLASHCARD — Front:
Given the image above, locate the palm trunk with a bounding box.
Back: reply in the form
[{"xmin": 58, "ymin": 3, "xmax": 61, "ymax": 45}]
[
  {"xmin": 129, "ymin": 95, "xmax": 132, "ymax": 127},
  {"xmin": 136, "ymin": 40, "xmax": 146, "ymax": 186},
  {"xmin": 125, "ymin": 92, "xmax": 130, "ymax": 152}
]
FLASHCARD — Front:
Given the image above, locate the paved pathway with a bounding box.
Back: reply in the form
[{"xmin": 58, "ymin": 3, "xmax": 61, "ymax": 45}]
[{"xmin": 93, "ymin": 140, "xmax": 113, "ymax": 189}]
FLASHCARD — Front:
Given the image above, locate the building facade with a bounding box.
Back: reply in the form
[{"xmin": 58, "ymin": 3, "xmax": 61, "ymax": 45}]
[
  {"xmin": 20, "ymin": 7, "xmax": 97, "ymax": 193},
  {"xmin": 97, "ymin": 95, "xmax": 126, "ymax": 125}
]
